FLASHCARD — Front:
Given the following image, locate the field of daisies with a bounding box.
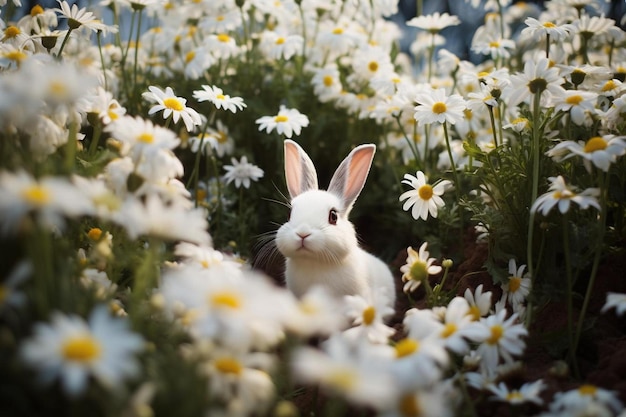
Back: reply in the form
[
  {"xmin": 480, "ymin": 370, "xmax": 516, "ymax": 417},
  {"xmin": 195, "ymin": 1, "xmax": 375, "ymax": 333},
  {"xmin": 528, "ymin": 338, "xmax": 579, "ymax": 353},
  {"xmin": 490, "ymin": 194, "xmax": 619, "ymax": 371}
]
[{"xmin": 1, "ymin": 0, "xmax": 626, "ymax": 416}]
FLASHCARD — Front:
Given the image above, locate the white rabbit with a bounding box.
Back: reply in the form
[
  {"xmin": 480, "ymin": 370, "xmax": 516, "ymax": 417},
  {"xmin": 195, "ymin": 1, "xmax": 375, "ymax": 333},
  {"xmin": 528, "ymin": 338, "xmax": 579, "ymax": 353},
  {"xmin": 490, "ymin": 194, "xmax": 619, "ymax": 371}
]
[{"xmin": 275, "ymin": 139, "xmax": 396, "ymax": 310}]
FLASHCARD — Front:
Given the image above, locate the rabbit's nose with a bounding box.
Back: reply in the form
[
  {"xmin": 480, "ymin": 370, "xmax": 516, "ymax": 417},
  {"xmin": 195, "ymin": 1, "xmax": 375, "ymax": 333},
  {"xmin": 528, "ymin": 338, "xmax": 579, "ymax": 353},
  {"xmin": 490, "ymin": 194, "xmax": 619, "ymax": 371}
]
[{"xmin": 297, "ymin": 232, "xmax": 311, "ymax": 240}]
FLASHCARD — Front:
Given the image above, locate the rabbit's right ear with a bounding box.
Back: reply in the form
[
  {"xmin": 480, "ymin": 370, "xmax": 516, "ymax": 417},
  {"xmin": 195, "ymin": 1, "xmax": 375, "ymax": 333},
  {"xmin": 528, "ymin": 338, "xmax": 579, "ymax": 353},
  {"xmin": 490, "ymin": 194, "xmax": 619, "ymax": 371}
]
[{"xmin": 284, "ymin": 140, "xmax": 319, "ymax": 199}]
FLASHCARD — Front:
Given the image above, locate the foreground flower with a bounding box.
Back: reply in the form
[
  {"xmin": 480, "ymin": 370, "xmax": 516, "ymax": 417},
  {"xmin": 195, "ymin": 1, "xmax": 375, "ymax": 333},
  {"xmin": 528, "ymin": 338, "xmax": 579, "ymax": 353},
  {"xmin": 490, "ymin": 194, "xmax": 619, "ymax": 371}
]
[
  {"xmin": 291, "ymin": 334, "xmax": 396, "ymax": 410},
  {"xmin": 55, "ymin": 0, "xmax": 109, "ymax": 32},
  {"xmin": 546, "ymin": 135, "xmax": 626, "ymax": 173},
  {"xmin": 20, "ymin": 306, "xmax": 144, "ymax": 396},
  {"xmin": 414, "ymin": 88, "xmax": 466, "ymax": 125},
  {"xmin": 343, "ymin": 293, "xmax": 395, "ymax": 344},
  {"xmin": 488, "ymin": 380, "xmax": 546, "ymax": 406},
  {"xmin": 530, "ymin": 176, "xmax": 600, "ymax": 215},
  {"xmin": 550, "ymin": 384, "xmax": 623, "ymax": 414},
  {"xmin": 192, "ymin": 85, "xmax": 246, "ymax": 113},
  {"xmin": 399, "ymin": 171, "xmax": 451, "ymax": 221},
  {"xmin": 142, "ymin": 86, "xmax": 201, "ymax": 132},
  {"xmin": 255, "ymin": 105, "xmax": 309, "ymax": 138},
  {"xmin": 0, "ymin": 171, "xmax": 93, "ymax": 233},
  {"xmin": 223, "ymin": 156, "xmax": 264, "ymax": 189},
  {"xmin": 474, "ymin": 309, "xmax": 528, "ymax": 373},
  {"xmin": 601, "ymin": 292, "xmax": 626, "ymax": 317},
  {"xmin": 400, "ymin": 242, "xmax": 442, "ymax": 293}
]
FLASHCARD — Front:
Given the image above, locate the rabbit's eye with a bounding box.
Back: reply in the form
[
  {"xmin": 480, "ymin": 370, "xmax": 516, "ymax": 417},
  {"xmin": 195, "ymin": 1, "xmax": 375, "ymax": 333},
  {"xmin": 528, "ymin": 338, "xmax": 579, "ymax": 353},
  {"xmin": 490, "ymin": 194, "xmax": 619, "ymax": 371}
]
[{"xmin": 328, "ymin": 209, "xmax": 338, "ymax": 225}]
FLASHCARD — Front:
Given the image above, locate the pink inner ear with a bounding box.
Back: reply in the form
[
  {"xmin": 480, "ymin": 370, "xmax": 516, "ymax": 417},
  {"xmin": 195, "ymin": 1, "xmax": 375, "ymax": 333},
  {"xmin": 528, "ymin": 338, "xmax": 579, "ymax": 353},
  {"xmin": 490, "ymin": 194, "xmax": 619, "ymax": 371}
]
[
  {"xmin": 284, "ymin": 142, "xmax": 303, "ymax": 197},
  {"xmin": 344, "ymin": 146, "xmax": 375, "ymax": 202}
]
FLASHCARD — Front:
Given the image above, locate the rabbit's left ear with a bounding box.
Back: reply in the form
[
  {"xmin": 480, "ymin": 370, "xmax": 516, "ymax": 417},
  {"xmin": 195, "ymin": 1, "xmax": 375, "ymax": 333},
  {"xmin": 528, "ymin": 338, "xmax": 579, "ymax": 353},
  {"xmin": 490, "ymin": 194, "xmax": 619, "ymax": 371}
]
[{"xmin": 328, "ymin": 144, "xmax": 376, "ymax": 212}]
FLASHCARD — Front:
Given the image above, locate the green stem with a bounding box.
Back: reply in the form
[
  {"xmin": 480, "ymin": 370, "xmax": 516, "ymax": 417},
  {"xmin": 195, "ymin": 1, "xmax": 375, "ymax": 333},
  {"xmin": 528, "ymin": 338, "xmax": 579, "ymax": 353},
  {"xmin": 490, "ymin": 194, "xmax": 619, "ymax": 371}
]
[
  {"xmin": 88, "ymin": 121, "xmax": 103, "ymax": 156},
  {"xmin": 573, "ymin": 172, "xmax": 607, "ymax": 360},
  {"xmin": 395, "ymin": 115, "xmax": 420, "ymax": 163},
  {"xmin": 487, "ymin": 105, "xmax": 499, "ymax": 148},
  {"xmin": 443, "ymin": 122, "xmax": 461, "ymax": 205},
  {"xmin": 562, "ymin": 214, "xmax": 578, "ymax": 375},
  {"xmin": 56, "ymin": 27, "xmax": 74, "ymax": 59},
  {"xmin": 64, "ymin": 120, "xmax": 78, "ymax": 174},
  {"xmin": 96, "ymin": 31, "xmax": 109, "ymax": 91},
  {"xmin": 132, "ymin": 9, "xmax": 144, "ymax": 104}
]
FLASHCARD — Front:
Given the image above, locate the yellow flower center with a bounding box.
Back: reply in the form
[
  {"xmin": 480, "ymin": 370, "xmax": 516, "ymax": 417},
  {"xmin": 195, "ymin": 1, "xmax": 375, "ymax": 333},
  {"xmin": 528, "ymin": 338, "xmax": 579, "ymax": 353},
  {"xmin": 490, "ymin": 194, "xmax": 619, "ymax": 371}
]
[
  {"xmin": 553, "ymin": 189, "xmax": 575, "ymax": 200},
  {"xmin": 217, "ymin": 33, "xmax": 231, "ymax": 43},
  {"xmin": 138, "ymin": 132, "xmax": 155, "ymax": 144},
  {"xmin": 441, "ymin": 323, "xmax": 457, "ymax": 338},
  {"xmin": 185, "ymin": 50, "xmax": 195, "ymax": 63},
  {"xmin": 31, "ymin": 4, "xmax": 44, "ymax": 16},
  {"xmin": 332, "ymin": 27, "xmax": 344, "ymax": 35},
  {"xmin": 565, "ymin": 95, "xmax": 583, "ymax": 105},
  {"xmin": 275, "ymin": 37, "xmax": 285, "ymax": 45},
  {"xmin": 211, "ymin": 291, "xmax": 241, "ymax": 309},
  {"xmin": 578, "ymin": 384, "xmax": 598, "ymax": 396},
  {"xmin": 163, "ymin": 97, "xmax": 184, "ymax": 111},
  {"xmin": 399, "ymin": 394, "xmax": 422, "ymax": 417},
  {"xmin": 49, "ymin": 81, "xmax": 67, "ymax": 98},
  {"xmin": 418, "ymin": 184, "xmax": 433, "ymax": 200},
  {"xmin": 432, "ymin": 102, "xmax": 447, "ymax": 114},
  {"xmin": 216, "ymin": 15, "xmax": 225, "ymax": 22},
  {"xmin": 87, "ymin": 228, "xmax": 103, "ymax": 241},
  {"xmin": 368, "ymin": 61, "xmax": 379, "ymax": 72},
  {"xmin": 0, "ymin": 284, "xmax": 9, "ymax": 304},
  {"xmin": 323, "ymin": 75, "xmax": 334, "ymax": 87},
  {"xmin": 275, "ymin": 115, "xmax": 289, "ymax": 123},
  {"xmin": 487, "ymin": 324, "xmax": 504, "ymax": 345},
  {"xmin": 395, "ymin": 338, "xmax": 419, "ymax": 358},
  {"xmin": 62, "ymin": 336, "xmax": 101, "ymax": 362},
  {"xmin": 506, "ymin": 391, "xmax": 524, "ymax": 401},
  {"xmin": 584, "ymin": 136, "xmax": 607, "ymax": 153},
  {"xmin": 408, "ymin": 260, "xmax": 428, "ymax": 282},
  {"xmin": 508, "ymin": 276, "xmax": 522, "ymax": 293},
  {"xmin": 543, "ymin": 22, "xmax": 556, "ymax": 28},
  {"xmin": 362, "ymin": 306, "xmax": 376, "ymax": 325},
  {"xmin": 489, "ymin": 41, "xmax": 500, "ymax": 48},
  {"xmin": 4, "ymin": 50, "xmax": 27, "ymax": 63},
  {"xmin": 216, "ymin": 94, "xmax": 225, "ymax": 100},
  {"xmin": 602, "ymin": 80, "xmax": 617, "ymax": 92},
  {"xmin": 468, "ymin": 305, "xmax": 481, "ymax": 321},
  {"xmin": 327, "ymin": 369, "xmax": 356, "ymax": 390},
  {"xmin": 22, "ymin": 185, "xmax": 50, "ymax": 206},
  {"xmin": 214, "ymin": 357, "xmax": 242, "ymax": 375},
  {"xmin": 217, "ymin": 131, "xmax": 228, "ymax": 144},
  {"xmin": 4, "ymin": 26, "xmax": 20, "ymax": 39}
]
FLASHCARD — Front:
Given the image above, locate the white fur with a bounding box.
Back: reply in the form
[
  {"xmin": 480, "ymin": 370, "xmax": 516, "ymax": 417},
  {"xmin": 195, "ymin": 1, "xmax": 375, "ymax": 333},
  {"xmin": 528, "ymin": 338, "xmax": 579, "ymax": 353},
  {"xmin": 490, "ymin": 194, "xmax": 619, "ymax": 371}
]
[{"xmin": 276, "ymin": 141, "xmax": 396, "ymax": 309}]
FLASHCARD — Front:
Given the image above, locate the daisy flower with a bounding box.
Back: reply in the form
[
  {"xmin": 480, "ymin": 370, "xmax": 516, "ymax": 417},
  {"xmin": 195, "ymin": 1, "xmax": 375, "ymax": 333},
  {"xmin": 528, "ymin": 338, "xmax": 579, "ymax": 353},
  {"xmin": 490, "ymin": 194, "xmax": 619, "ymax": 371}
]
[
  {"xmin": 474, "ymin": 309, "xmax": 528, "ymax": 372},
  {"xmin": 399, "ymin": 242, "xmax": 442, "ymax": 293},
  {"xmin": 259, "ymin": 30, "xmax": 303, "ymax": 61},
  {"xmin": 255, "ymin": 105, "xmax": 309, "ymax": 138},
  {"xmin": 521, "ymin": 17, "xmax": 573, "ymax": 43},
  {"xmin": 285, "ymin": 286, "xmax": 348, "ymax": 338},
  {"xmin": 503, "ymin": 57, "xmax": 563, "ymax": 107},
  {"xmin": 20, "ymin": 306, "xmax": 144, "ymax": 397},
  {"xmin": 311, "ymin": 65, "xmax": 343, "ymax": 103},
  {"xmin": 488, "ymin": 380, "xmax": 546, "ymax": 406},
  {"xmin": 343, "ymin": 293, "xmax": 395, "ymax": 344},
  {"xmin": 501, "ymin": 259, "xmax": 531, "ymax": 308},
  {"xmin": 0, "ymin": 171, "xmax": 93, "ymax": 234},
  {"xmin": 552, "ymin": 89, "xmax": 597, "ymax": 126},
  {"xmin": 414, "ymin": 87, "xmax": 466, "ymax": 126},
  {"xmin": 435, "ymin": 297, "xmax": 487, "ymax": 355},
  {"xmin": 464, "ymin": 284, "xmax": 493, "ymax": 321},
  {"xmin": 399, "ymin": 171, "xmax": 451, "ymax": 221},
  {"xmin": 193, "ymin": 85, "xmax": 246, "ymax": 113},
  {"xmin": 406, "ymin": 12, "xmax": 460, "ymax": 33},
  {"xmin": 550, "ymin": 384, "xmax": 623, "ymax": 414},
  {"xmin": 546, "ymin": 135, "xmax": 626, "ymax": 173},
  {"xmin": 471, "ymin": 31, "xmax": 515, "ymax": 60},
  {"xmin": 601, "ymin": 292, "xmax": 626, "ymax": 317},
  {"xmin": 223, "ymin": 156, "xmax": 264, "ymax": 189},
  {"xmin": 531, "ymin": 176, "xmax": 600, "ymax": 215},
  {"xmin": 54, "ymin": 0, "xmax": 111, "ymax": 32},
  {"xmin": 291, "ymin": 333, "xmax": 397, "ymax": 410},
  {"xmin": 142, "ymin": 86, "xmax": 201, "ymax": 132}
]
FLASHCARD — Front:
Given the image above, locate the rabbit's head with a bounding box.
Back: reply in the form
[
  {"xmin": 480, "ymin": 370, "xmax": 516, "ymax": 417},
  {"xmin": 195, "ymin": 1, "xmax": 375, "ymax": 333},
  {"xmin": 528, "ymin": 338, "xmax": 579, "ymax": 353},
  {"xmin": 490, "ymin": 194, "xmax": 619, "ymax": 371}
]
[{"xmin": 276, "ymin": 140, "xmax": 375, "ymax": 264}]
